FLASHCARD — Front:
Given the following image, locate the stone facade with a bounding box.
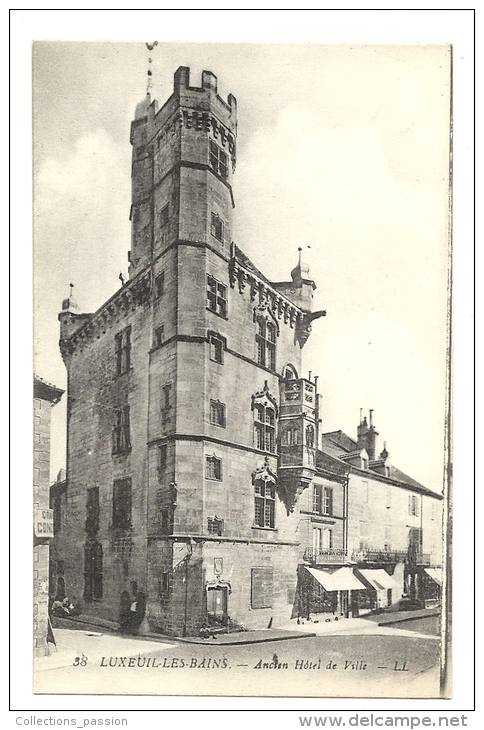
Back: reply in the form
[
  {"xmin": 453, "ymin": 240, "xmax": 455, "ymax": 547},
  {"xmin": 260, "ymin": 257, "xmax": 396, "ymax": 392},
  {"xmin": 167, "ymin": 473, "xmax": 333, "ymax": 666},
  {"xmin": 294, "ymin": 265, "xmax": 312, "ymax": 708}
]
[
  {"xmin": 53, "ymin": 67, "xmax": 443, "ymax": 636},
  {"xmin": 34, "ymin": 377, "xmax": 63, "ymax": 656},
  {"xmin": 55, "ymin": 68, "xmax": 324, "ymax": 635}
]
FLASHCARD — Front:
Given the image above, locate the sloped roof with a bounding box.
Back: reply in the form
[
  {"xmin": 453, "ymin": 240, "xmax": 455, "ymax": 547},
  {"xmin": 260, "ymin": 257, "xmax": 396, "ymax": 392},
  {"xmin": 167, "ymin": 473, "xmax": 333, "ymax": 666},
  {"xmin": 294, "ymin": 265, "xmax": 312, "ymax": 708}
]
[
  {"xmin": 319, "ymin": 429, "xmax": 442, "ymax": 498},
  {"xmin": 234, "ymin": 244, "xmax": 271, "ymax": 285}
]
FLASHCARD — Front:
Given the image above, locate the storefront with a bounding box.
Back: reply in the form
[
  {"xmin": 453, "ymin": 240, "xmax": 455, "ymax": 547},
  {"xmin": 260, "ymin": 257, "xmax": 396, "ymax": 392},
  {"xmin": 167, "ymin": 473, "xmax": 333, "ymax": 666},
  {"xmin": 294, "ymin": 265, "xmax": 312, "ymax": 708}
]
[
  {"xmin": 302, "ymin": 566, "xmax": 366, "ymax": 618},
  {"xmin": 355, "ymin": 568, "xmax": 401, "ymax": 612}
]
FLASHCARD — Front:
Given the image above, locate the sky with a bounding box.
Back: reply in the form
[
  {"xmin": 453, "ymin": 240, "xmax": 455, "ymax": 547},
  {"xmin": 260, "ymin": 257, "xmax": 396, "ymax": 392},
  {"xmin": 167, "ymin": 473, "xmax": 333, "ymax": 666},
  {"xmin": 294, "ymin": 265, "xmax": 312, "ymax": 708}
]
[{"xmin": 32, "ymin": 40, "xmax": 452, "ymax": 493}]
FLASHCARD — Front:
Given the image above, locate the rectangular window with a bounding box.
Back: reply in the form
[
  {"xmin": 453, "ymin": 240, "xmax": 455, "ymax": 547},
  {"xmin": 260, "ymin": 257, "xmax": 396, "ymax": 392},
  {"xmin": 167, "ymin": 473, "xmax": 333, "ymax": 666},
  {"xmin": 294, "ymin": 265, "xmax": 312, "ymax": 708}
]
[
  {"xmin": 159, "ymin": 508, "xmax": 174, "ymax": 535},
  {"xmin": 209, "ymin": 333, "xmax": 224, "ymax": 364},
  {"xmin": 162, "ymin": 384, "xmax": 171, "ymax": 410},
  {"xmin": 312, "ymin": 527, "xmax": 322, "ymax": 553},
  {"xmin": 254, "ymin": 479, "xmax": 275, "ymax": 528},
  {"xmin": 84, "ymin": 541, "xmax": 103, "ymax": 601},
  {"xmin": 112, "ymin": 478, "xmax": 132, "ymax": 529},
  {"xmin": 211, "ymin": 212, "xmax": 224, "ymax": 242},
  {"xmin": 313, "ymin": 485, "xmax": 322, "ymax": 514},
  {"xmin": 322, "ymin": 527, "xmax": 333, "ymax": 550},
  {"xmin": 158, "ymin": 572, "xmax": 171, "ymax": 601},
  {"xmin": 408, "ymin": 494, "xmax": 419, "ymax": 517},
  {"xmin": 206, "ymin": 275, "xmax": 227, "ymax": 318},
  {"xmin": 359, "ymin": 521, "xmax": 369, "ymax": 550},
  {"xmin": 210, "ymin": 400, "xmax": 226, "ymax": 427},
  {"xmin": 155, "ymin": 271, "xmax": 165, "ymax": 299},
  {"xmin": 209, "ymin": 140, "xmax": 228, "ymax": 179},
  {"xmin": 160, "ymin": 203, "xmax": 169, "ymax": 227},
  {"xmin": 205, "ymin": 455, "xmax": 222, "ymax": 481},
  {"xmin": 115, "ymin": 326, "xmax": 131, "ymax": 375},
  {"xmin": 251, "ymin": 567, "xmax": 273, "ymax": 609},
  {"xmin": 52, "ymin": 496, "xmax": 62, "ymax": 535},
  {"xmin": 154, "ymin": 325, "xmax": 164, "ymax": 349},
  {"xmin": 112, "ymin": 407, "xmax": 131, "ymax": 454},
  {"xmin": 207, "ymin": 516, "xmax": 224, "ymax": 536},
  {"xmin": 157, "ymin": 444, "xmax": 167, "ymax": 481},
  {"xmin": 384, "ymin": 525, "xmax": 392, "ymax": 551},
  {"xmin": 255, "ymin": 319, "xmax": 276, "ymax": 371},
  {"xmin": 322, "ymin": 487, "xmax": 333, "ymax": 516},
  {"xmin": 85, "ymin": 487, "xmax": 100, "ymax": 535},
  {"xmin": 253, "ymin": 403, "xmax": 275, "ymax": 453},
  {"xmin": 361, "ymin": 480, "xmax": 369, "ymax": 503}
]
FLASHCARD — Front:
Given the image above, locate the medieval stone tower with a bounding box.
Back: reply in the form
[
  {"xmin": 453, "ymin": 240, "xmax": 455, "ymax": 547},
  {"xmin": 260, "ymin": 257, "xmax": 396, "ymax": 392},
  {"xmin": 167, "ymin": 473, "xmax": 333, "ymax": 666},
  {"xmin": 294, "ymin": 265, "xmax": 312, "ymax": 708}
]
[{"xmin": 57, "ymin": 68, "xmax": 323, "ymax": 635}]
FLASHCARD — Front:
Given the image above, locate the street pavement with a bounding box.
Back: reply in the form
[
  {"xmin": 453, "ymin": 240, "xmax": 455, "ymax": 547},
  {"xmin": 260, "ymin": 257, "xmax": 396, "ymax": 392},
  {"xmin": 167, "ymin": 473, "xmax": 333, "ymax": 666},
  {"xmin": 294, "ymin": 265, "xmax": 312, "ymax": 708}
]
[{"xmin": 34, "ymin": 613, "xmax": 442, "ymax": 698}]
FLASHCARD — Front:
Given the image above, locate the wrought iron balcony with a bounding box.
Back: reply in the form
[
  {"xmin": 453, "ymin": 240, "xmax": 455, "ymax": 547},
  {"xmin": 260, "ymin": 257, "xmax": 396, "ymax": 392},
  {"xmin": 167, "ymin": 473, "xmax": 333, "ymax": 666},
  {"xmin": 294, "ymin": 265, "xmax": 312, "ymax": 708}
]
[
  {"xmin": 303, "ymin": 547, "xmax": 347, "ymax": 565},
  {"xmin": 350, "ymin": 548, "xmax": 431, "ymax": 565},
  {"xmin": 351, "ymin": 548, "xmax": 408, "ymax": 564}
]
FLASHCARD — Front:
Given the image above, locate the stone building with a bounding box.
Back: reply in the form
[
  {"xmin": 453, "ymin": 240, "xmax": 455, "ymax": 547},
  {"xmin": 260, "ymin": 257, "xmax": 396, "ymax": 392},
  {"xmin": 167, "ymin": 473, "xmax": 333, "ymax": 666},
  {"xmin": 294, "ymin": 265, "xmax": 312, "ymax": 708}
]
[
  {"xmin": 297, "ymin": 413, "xmax": 443, "ymax": 618},
  {"xmin": 55, "ymin": 67, "xmax": 326, "ymax": 635},
  {"xmin": 34, "ymin": 376, "xmax": 63, "ymax": 656},
  {"xmin": 53, "ymin": 66, "xmax": 443, "ymax": 636}
]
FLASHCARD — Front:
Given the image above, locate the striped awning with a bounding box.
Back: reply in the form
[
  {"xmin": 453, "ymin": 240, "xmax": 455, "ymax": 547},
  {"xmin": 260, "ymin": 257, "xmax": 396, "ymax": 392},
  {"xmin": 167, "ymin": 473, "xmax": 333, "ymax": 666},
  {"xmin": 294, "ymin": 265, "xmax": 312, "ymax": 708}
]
[
  {"xmin": 424, "ymin": 567, "xmax": 442, "ymax": 586},
  {"xmin": 306, "ymin": 566, "xmax": 366, "ymax": 592}
]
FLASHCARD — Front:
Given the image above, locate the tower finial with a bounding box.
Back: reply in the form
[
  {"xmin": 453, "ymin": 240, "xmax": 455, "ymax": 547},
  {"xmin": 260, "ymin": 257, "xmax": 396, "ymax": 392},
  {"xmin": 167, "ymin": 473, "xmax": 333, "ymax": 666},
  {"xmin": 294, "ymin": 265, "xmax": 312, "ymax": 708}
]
[{"xmin": 145, "ymin": 41, "xmax": 158, "ymax": 96}]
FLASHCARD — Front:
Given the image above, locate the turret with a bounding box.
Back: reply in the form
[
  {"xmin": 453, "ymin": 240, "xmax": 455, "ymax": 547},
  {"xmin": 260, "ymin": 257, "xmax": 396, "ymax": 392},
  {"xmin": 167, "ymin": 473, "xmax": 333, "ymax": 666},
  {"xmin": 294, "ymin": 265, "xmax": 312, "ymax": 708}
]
[{"xmin": 128, "ymin": 67, "xmax": 237, "ymax": 276}]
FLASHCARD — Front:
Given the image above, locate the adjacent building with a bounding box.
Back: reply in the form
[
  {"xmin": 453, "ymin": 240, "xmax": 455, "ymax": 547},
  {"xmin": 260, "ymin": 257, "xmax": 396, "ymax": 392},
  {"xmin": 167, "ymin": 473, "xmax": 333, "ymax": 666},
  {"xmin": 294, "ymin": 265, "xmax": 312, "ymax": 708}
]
[
  {"xmin": 51, "ymin": 67, "xmax": 443, "ymax": 636},
  {"xmin": 34, "ymin": 376, "xmax": 64, "ymax": 655}
]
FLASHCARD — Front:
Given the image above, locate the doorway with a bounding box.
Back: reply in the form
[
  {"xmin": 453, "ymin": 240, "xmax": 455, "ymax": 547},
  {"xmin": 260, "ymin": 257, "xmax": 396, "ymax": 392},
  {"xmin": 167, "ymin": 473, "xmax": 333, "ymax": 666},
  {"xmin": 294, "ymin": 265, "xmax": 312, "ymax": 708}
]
[{"xmin": 207, "ymin": 586, "xmax": 228, "ymax": 625}]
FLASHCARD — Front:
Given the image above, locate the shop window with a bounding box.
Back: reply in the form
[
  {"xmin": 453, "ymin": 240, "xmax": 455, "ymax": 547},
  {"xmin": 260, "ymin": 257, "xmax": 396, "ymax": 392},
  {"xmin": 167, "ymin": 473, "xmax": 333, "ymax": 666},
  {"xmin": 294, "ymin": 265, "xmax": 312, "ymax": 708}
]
[
  {"xmin": 206, "ymin": 275, "xmax": 227, "ymax": 318},
  {"xmin": 211, "ymin": 212, "xmax": 224, "ymax": 242},
  {"xmin": 209, "ymin": 139, "xmax": 228, "ymax": 179},
  {"xmin": 205, "ymin": 455, "xmax": 222, "ymax": 481},
  {"xmin": 112, "ymin": 478, "xmax": 132, "ymax": 529},
  {"xmin": 210, "ymin": 399, "xmax": 226, "ymax": 427},
  {"xmin": 209, "ymin": 333, "xmax": 224, "ymax": 364},
  {"xmin": 84, "ymin": 540, "xmax": 103, "ymax": 601},
  {"xmin": 112, "ymin": 407, "xmax": 131, "ymax": 454},
  {"xmin": 115, "ymin": 326, "xmax": 131, "ymax": 375},
  {"xmin": 254, "ymin": 478, "xmax": 275, "ymax": 528},
  {"xmin": 256, "ymin": 319, "xmax": 276, "ymax": 371}
]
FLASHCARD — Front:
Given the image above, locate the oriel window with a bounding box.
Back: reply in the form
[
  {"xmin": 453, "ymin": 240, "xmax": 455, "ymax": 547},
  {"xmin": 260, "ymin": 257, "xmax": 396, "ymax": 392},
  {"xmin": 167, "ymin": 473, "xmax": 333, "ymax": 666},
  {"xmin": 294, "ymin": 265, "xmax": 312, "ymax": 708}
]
[{"xmin": 115, "ymin": 326, "xmax": 131, "ymax": 375}]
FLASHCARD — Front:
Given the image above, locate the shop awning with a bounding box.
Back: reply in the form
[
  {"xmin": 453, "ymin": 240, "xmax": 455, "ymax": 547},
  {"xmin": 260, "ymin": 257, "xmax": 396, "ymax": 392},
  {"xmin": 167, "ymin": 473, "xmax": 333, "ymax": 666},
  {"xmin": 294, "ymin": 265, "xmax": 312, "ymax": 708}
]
[
  {"xmin": 306, "ymin": 567, "xmax": 366, "ymax": 592},
  {"xmin": 424, "ymin": 567, "xmax": 442, "ymax": 586},
  {"xmin": 358, "ymin": 569, "xmax": 400, "ymax": 591}
]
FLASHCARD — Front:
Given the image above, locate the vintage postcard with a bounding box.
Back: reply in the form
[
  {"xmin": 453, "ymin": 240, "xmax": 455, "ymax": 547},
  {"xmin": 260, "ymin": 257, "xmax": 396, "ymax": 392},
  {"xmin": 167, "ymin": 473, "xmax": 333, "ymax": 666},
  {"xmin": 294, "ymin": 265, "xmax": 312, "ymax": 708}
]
[{"xmin": 32, "ymin": 39, "xmax": 452, "ymax": 700}]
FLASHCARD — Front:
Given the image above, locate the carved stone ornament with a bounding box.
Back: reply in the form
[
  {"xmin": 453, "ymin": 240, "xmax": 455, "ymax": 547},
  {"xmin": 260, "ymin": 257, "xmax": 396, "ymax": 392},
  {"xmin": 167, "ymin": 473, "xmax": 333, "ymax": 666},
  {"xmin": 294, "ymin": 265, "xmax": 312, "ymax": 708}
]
[
  {"xmin": 251, "ymin": 381, "xmax": 279, "ymax": 417},
  {"xmin": 295, "ymin": 310, "xmax": 327, "ymax": 348},
  {"xmin": 251, "ymin": 455, "xmax": 277, "ymax": 486},
  {"xmin": 277, "ymin": 473, "xmax": 313, "ymax": 515}
]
